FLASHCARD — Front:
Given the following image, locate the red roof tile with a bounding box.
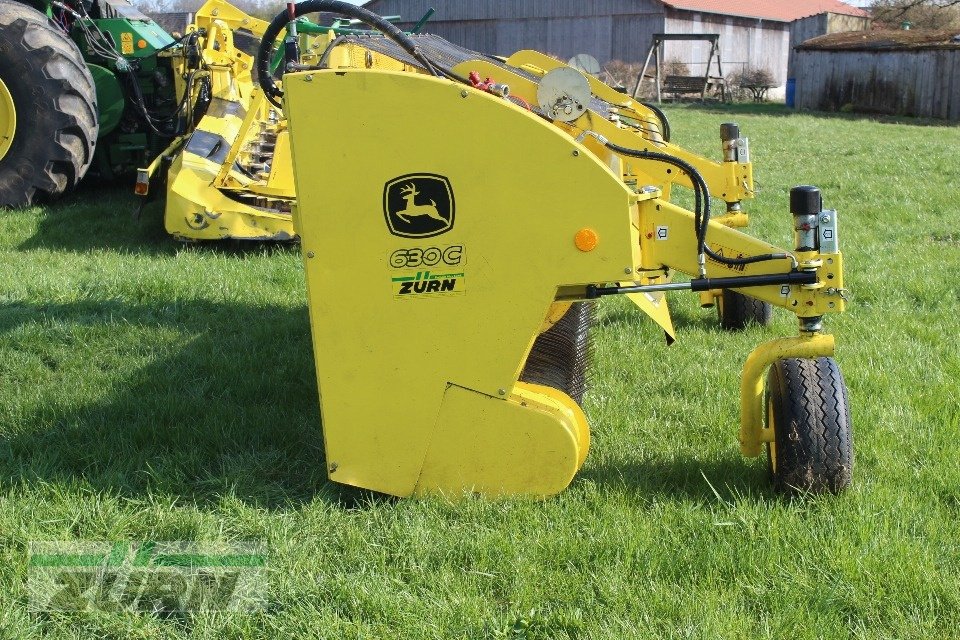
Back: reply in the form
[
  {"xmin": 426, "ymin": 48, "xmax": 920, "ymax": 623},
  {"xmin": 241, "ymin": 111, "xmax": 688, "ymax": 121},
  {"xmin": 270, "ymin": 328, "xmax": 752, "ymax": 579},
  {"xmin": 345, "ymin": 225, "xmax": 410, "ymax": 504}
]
[{"xmin": 661, "ymin": 0, "xmax": 869, "ymax": 22}]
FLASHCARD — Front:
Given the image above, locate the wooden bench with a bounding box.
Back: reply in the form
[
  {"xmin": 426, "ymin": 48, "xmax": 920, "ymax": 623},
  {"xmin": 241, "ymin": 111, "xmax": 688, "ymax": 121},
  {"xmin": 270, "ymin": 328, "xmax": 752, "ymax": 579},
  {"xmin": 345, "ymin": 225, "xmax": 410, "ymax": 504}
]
[{"xmin": 663, "ymin": 75, "xmax": 707, "ymax": 96}]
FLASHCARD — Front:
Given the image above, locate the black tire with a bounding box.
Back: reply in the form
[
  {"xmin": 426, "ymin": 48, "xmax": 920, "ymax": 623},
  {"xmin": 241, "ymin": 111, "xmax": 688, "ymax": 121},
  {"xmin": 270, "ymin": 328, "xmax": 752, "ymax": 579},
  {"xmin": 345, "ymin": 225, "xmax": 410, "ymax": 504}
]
[
  {"xmin": 519, "ymin": 302, "xmax": 594, "ymax": 405},
  {"xmin": 718, "ymin": 289, "xmax": 772, "ymax": 330},
  {"xmin": 0, "ymin": 0, "xmax": 98, "ymax": 207},
  {"xmin": 766, "ymin": 357, "xmax": 853, "ymax": 496}
]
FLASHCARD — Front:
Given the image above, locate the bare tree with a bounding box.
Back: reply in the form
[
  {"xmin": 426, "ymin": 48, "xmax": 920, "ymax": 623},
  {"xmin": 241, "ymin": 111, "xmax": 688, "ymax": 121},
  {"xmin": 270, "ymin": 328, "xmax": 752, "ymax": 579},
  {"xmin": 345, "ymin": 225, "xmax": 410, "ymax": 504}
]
[{"xmin": 871, "ymin": 0, "xmax": 960, "ymax": 29}]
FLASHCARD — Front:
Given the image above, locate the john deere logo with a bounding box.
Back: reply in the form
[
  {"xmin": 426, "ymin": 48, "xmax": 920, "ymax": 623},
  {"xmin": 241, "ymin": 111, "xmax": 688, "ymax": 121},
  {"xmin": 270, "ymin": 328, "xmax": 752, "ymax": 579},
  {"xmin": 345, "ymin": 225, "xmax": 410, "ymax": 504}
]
[{"xmin": 383, "ymin": 174, "xmax": 454, "ymax": 238}]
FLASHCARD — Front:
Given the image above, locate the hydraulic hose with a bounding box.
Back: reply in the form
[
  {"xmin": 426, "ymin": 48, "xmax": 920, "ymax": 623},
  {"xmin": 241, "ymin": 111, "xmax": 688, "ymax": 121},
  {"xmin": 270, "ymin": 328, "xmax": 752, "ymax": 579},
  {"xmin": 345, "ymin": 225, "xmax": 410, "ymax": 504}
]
[
  {"xmin": 256, "ymin": 0, "xmax": 439, "ymax": 108},
  {"xmin": 603, "ymin": 141, "xmax": 793, "ymax": 272},
  {"xmin": 604, "ymin": 141, "xmax": 710, "ymax": 252},
  {"xmin": 639, "ymin": 101, "xmax": 671, "ymax": 142}
]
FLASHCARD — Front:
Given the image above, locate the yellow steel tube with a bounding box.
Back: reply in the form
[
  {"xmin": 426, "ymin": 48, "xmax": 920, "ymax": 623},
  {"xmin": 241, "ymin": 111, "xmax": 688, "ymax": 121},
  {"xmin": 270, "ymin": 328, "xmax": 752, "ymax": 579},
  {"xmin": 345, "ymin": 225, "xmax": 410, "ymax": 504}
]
[
  {"xmin": 140, "ymin": 135, "xmax": 187, "ymax": 179},
  {"xmin": 740, "ymin": 333, "xmax": 835, "ymax": 457}
]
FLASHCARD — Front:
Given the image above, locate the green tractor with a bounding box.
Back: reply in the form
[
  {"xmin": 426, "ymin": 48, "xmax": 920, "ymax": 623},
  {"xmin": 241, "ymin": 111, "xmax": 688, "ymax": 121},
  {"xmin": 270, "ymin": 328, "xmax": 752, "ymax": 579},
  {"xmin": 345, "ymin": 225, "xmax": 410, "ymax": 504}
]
[{"xmin": 0, "ymin": 0, "xmax": 185, "ymax": 206}]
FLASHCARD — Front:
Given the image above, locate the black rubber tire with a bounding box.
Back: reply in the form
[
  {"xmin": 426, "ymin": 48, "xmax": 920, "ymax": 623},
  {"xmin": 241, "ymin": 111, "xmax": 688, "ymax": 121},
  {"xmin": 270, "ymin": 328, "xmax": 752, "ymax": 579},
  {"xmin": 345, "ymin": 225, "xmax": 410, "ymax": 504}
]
[
  {"xmin": 519, "ymin": 302, "xmax": 594, "ymax": 405},
  {"xmin": 0, "ymin": 0, "xmax": 98, "ymax": 207},
  {"xmin": 718, "ymin": 289, "xmax": 772, "ymax": 330},
  {"xmin": 766, "ymin": 357, "xmax": 853, "ymax": 496}
]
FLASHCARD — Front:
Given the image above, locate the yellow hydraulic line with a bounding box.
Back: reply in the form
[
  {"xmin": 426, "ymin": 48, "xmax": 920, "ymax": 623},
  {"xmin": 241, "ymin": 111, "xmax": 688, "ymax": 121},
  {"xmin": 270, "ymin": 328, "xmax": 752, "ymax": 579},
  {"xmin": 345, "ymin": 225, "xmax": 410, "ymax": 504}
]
[{"xmin": 739, "ymin": 333, "xmax": 835, "ymax": 457}]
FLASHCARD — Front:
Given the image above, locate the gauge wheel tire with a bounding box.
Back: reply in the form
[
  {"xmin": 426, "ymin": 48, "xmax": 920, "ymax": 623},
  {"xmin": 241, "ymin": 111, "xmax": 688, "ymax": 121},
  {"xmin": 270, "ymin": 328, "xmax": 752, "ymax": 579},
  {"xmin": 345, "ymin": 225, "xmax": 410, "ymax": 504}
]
[
  {"xmin": 766, "ymin": 357, "xmax": 853, "ymax": 496},
  {"xmin": 520, "ymin": 301, "xmax": 594, "ymax": 406},
  {"xmin": 718, "ymin": 289, "xmax": 772, "ymax": 330},
  {"xmin": 0, "ymin": 0, "xmax": 98, "ymax": 207}
]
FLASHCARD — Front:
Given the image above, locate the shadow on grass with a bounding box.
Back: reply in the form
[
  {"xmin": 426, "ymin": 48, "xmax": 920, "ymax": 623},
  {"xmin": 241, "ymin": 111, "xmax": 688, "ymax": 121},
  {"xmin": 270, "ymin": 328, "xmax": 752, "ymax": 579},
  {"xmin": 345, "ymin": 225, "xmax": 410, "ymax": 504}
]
[
  {"xmin": 1, "ymin": 296, "xmax": 764, "ymax": 510},
  {"xmin": 18, "ymin": 183, "xmax": 173, "ymax": 256},
  {"xmin": 0, "ymin": 299, "xmax": 387, "ymax": 511},
  {"xmin": 678, "ymin": 101, "xmax": 956, "ymax": 127},
  {"xmin": 596, "ymin": 298, "xmax": 719, "ymax": 334},
  {"xmin": 17, "ymin": 182, "xmax": 299, "ymax": 258},
  {"xmin": 578, "ymin": 454, "xmax": 772, "ymax": 503}
]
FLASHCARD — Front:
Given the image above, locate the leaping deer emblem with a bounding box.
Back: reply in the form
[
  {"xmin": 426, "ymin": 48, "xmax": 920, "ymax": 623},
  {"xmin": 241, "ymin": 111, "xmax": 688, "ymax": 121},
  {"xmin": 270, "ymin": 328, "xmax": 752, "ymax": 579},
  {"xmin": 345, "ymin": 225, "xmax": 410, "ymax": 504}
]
[{"xmin": 395, "ymin": 183, "xmax": 446, "ymax": 224}]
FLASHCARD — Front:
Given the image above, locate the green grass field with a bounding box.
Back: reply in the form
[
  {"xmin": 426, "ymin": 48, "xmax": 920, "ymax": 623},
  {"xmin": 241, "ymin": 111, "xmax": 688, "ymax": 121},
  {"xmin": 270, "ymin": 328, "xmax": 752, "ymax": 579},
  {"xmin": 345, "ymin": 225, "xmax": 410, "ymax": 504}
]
[{"xmin": 1, "ymin": 104, "xmax": 959, "ymax": 638}]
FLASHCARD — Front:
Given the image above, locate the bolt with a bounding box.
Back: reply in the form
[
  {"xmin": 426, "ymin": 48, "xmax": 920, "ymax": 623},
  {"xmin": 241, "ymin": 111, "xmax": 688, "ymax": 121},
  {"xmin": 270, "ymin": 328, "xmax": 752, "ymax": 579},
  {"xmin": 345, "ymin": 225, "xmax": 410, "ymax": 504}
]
[
  {"xmin": 307, "ymin": 251, "xmax": 315, "ymax": 258},
  {"xmin": 820, "ymin": 214, "xmax": 831, "ymax": 223},
  {"xmin": 460, "ymin": 90, "xmax": 468, "ymax": 98},
  {"xmin": 328, "ymin": 462, "xmax": 338, "ymax": 473},
  {"xmin": 498, "ymin": 388, "xmax": 506, "ymax": 396},
  {"xmin": 572, "ymin": 150, "xmax": 580, "ymax": 156},
  {"xmin": 624, "ymin": 267, "xmax": 632, "ymax": 274},
  {"xmin": 305, "ymin": 74, "xmax": 313, "ymax": 82}
]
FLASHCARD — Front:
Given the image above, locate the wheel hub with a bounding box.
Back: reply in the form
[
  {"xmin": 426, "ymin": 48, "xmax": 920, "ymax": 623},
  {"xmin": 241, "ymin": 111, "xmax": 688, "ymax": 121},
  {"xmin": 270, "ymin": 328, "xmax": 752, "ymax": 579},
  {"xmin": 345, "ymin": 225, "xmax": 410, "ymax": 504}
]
[{"xmin": 0, "ymin": 75, "xmax": 15, "ymax": 162}]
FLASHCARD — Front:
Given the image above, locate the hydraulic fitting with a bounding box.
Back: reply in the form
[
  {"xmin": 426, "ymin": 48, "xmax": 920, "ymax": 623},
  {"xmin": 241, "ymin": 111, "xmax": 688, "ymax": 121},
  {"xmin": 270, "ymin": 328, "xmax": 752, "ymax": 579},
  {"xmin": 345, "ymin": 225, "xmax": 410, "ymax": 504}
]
[{"xmin": 790, "ymin": 185, "xmax": 822, "ymax": 252}]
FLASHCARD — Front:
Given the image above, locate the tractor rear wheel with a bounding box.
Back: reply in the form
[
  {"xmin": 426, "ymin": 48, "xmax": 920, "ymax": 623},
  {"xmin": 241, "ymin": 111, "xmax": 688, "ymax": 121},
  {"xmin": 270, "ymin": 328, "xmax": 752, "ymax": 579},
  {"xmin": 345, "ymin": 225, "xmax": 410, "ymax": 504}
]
[
  {"xmin": 718, "ymin": 289, "xmax": 772, "ymax": 330},
  {"xmin": 0, "ymin": 0, "xmax": 98, "ymax": 207},
  {"xmin": 520, "ymin": 302, "xmax": 594, "ymax": 405},
  {"xmin": 766, "ymin": 357, "xmax": 853, "ymax": 496}
]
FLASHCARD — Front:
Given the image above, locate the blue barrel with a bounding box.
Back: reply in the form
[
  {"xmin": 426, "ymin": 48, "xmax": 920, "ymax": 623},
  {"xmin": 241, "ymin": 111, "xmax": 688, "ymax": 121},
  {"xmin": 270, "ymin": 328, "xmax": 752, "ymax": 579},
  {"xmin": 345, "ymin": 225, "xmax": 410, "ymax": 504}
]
[{"xmin": 786, "ymin": 78, "xmax": 796, "ymax": 108}]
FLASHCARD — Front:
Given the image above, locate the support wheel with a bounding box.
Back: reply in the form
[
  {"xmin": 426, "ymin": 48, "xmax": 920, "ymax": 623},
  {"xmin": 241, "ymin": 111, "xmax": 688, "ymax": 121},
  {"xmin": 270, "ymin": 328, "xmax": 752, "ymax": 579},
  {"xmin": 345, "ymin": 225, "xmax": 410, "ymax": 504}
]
[
  {"xmin": 766, "ymin": 357, "xmax": 853, "ymax": 496},
  {"xmin": 0, "ymin": 0, "xmax": 98, "ymax": 207},
  {"xmin": 718, "ymin": 289, "xmax": 772, "ymax": 330}
]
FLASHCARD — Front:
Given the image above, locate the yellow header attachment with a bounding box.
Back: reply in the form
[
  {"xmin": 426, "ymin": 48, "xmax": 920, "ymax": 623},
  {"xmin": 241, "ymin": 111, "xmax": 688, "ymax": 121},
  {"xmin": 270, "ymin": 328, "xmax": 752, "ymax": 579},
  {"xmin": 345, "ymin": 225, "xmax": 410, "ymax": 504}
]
[{"xmin": 286, "ymin": 69, "xmax": 644, "ymax": 497}]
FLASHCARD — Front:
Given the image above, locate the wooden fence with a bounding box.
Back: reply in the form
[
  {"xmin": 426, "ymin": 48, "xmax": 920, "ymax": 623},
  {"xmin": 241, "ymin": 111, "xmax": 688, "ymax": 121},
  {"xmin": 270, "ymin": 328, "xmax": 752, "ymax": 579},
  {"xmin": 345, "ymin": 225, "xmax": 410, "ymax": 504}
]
[{"xmin": 794, "ymin": 48, "xmax": 960, "ymax": 120}]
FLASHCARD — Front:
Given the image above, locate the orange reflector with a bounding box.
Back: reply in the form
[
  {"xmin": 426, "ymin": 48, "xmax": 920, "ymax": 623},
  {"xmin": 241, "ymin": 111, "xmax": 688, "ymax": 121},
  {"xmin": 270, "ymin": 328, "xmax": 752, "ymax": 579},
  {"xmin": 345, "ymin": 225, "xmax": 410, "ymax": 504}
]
[
  {"xmin": 137, "ymin": 39, "xmax": 147, "ymax": 49},
  {"xmin": 135, "ymin": 170, "xmax": 149, "ymax": 196},
  {"xmin": 574, "ymin": 228, "xmax": 598, "ymax": 252}
]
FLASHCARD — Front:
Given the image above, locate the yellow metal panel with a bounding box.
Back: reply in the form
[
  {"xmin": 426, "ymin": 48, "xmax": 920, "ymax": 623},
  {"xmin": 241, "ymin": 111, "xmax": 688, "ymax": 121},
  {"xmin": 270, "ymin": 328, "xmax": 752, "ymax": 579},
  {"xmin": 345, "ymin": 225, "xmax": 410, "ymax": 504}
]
[
  {"xmin": 263, "ymin": 130, "xmax": 295, "ymax": 196},
  {"xmin": 624, "ymin": 288, "xmax": 676, "ymax": 341},
  {"xmin": 285, "ymin": 69, "xmax": 638, "ymax": 496},
  {"xmin": 193, "ymin": 0, "xmax": 270, "ymax": 36},
  {"xmin": 522, "ymin": 382, "xmax": 591, "ymax": 468},
  {"xmin": 413, "ymin": 383, "xmax": 585, "ymax": 498},
  {"xmin": 165, "ymin": 152, "xmax": 294, "ymax": 241},
  {"xmin": 637, "ymin": 198, "xmax": 845, "ymax": 315},
  {"xmin": 164, "ymin": 82, "xmax": 295, "ymax": 239}
]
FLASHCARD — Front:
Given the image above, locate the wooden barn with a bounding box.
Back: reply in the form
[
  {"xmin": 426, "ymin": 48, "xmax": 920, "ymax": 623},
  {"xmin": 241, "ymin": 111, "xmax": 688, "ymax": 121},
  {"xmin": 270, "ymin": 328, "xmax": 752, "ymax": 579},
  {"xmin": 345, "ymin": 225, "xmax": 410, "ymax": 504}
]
[
  {"xmin": 793, "ymin": 30, "xmax": 960, "ymax": 120},
  {"xmin": 362, "ymin": 0, "xmax": 869, "ymax": 90}
]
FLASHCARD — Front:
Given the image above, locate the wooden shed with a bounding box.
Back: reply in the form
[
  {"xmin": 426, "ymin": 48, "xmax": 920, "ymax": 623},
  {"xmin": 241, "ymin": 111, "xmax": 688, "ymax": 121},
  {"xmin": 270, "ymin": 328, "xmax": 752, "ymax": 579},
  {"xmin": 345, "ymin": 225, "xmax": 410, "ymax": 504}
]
[
  {"xmin": 788, "ymin": 11, "xmax": 874, "ymax": 77},
  {"xmin": 793, "ymin": 30, "xmax": 960, "ymax": 120},
  {"xmin": 361, "ymin": 0, "xmax": 868, "ymax": 88}
]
